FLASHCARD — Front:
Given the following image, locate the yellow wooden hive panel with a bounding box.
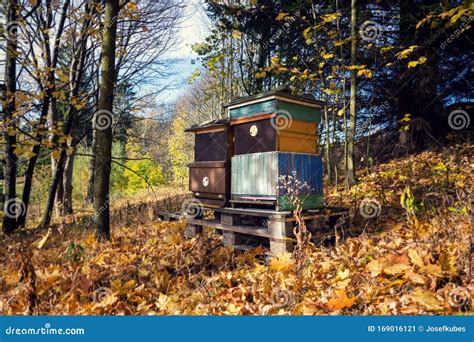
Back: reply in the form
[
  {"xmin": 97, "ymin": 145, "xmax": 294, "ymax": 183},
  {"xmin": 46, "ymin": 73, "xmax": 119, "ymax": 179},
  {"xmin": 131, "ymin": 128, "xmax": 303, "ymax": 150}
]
[{"xmin": 278, "ymin": 120, "xmax": 317, "ymax": 154}]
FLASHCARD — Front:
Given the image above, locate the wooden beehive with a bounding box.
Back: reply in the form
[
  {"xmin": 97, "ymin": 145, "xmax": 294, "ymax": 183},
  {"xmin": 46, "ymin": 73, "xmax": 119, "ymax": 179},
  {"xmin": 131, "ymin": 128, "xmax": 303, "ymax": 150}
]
[
  {"xmin": 231, "ymin": 115, "xmax": 318, "ymax": 155},
  {"xmin": 226, "ymin": 89, "xmax": 322, "ymax": 155},
  {"xmin": 231, "ymin": 152, "xmax": 324, "ymax": 211},
  {"xmin": 185, "ymin": 119, "xmax": 233, "ymax": 207}
]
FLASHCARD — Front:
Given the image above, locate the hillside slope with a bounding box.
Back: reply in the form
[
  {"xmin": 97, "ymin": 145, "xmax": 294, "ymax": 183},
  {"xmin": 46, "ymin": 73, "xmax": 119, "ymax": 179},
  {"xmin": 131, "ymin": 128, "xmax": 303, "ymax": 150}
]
[{"xmin": 0, "ymin": 144, "xmax": 472, "ymax": 315}]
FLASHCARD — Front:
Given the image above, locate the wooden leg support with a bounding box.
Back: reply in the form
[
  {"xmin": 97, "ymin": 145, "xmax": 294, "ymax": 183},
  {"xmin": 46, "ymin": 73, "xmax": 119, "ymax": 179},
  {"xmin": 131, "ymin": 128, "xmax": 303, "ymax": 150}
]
[
  {"xmin": 222, "ymin": 231, "xmax": 244, "ymax": 246},
  {"xmin": 185, "ymin": 224, "xmax": 202, "ymax": 239},
  {"xmin": 267, "ymin": 216, "xmax": 294, "ymax": 255},
  {"xmin": 221, "ymin": 213, "xmax": 242, "ymax": 226},
  {"xmin": 270, "ymin": 239, "xmax": 293, "ymax": 255},
  {"xmin": 267, "ymin": 216, "xmax": 293, "ymax": 239},
  {"xmin": 184, "ymin": 211, "xmax": 203, "ymax": 239}
]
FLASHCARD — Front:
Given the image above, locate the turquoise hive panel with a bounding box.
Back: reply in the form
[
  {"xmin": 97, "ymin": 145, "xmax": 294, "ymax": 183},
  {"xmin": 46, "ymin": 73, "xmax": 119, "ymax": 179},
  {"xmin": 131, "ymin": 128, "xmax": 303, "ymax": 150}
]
[
  {"xmin": 229, "ymin": 98, "xmax": 321, "ymax": 124},
  {"xmin": 231, "ymin": 152, "xmax": 324, "ymax": 209},
  {"xmin": 231, "ymin": 152, "xmax": 278, "ymax": 197},
  {"xmin": 229, "ymin": 99, "xmax": 277, "ymax": 119}
]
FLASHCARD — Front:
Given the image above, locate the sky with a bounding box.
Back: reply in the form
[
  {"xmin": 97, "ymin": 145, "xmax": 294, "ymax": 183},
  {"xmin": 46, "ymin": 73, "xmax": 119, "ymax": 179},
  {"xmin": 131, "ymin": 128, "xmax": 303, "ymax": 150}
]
[
  {"xmin": 0, "ymin": 1, "xmax": 211, "ymax": 105},
  {"xmin": 154, "ymin": 0, "xmax": 211, "ymax": 104}
]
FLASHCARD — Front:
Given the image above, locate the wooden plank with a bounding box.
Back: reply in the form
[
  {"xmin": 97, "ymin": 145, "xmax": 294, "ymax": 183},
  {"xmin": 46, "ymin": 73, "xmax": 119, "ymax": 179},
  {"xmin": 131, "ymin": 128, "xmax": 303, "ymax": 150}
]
[
  {"xmin": 194, "ymin": 130, "xmax": 229, "ymax": 162},
  {"xmin": 233, "ymin": 119, "xmax": 277, "ymax": 155},
  {"xmin": 185, "ymin": 224, "xmax": 202, "ymax": 239},
  {"xmin": 283, "ymin": 211, "xmax": 349, "ymax": 222},
  {"xmin": 230, "ymin": 198, "xmax": 276, "ymax": 206},
  {"xmin": 226, "ymin": 93, "xmax": 323, "ymax": 111},
  {"xmin": 189, "ymin": 162, "xmax": 230, "ymax": 195},
  {"xmin": 195, "ymin": 126, "xmax": 226, "ymax": 134},
  {"xmin": 231, "ymin": 152, "xmax": 278, "ymax": 197},
  {"xmin": 278, "ymin": 132, "xmax": 317, "ymax": 154},
  {"xmin": 211, "ymin": 206, "xmax": 290, "ymax": 217},
  {"xmin": 277, "ymin": 100, "xmax": 321, "ymax": 123},
  {"xmin": 155, "ymin": 211, "xmax": 182, "ymax": 220},
  {"xmin": 229, "ymin": 98, "xmax": 277, "ymax": 119},
  {"xmin": 307, "ymin": 206, "xmax": 350, "ymax": 213},
  {"xmin": 186, "ymin": 218, "xmax": 286, "ymax": 240},
  {"xmin": 221, "ymin": 213, "xmax": 242, "ymax": 226},
  {"xmin": 269, "ymin": 239, "xmax": 294, "ymax": 255},
  {"xmin": 229, "ymin": 113, "xmax": 275, "ymax": 125},
  {"xmin": 222, "ymin": 231, "xmax": 244, "ymax": 246},
  {"xmin": 267, "ymin": 218, "xmax": 293, "ymax": 238}
]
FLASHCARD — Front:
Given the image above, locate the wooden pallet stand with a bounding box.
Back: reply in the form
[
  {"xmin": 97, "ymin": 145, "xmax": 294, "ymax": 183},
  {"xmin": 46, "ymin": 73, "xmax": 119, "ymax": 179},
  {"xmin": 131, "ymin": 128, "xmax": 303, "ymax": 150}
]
[{"xmin": 184, "ymin": 206, "xmax": 349, "ymax": 255}]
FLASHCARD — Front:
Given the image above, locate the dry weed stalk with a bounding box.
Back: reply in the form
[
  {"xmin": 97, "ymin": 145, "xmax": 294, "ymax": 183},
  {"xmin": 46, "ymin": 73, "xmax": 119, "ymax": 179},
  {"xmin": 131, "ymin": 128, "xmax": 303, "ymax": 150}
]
[{"xmin": 278, "ymin": 171, "xmax": 312, "ymax": 272}]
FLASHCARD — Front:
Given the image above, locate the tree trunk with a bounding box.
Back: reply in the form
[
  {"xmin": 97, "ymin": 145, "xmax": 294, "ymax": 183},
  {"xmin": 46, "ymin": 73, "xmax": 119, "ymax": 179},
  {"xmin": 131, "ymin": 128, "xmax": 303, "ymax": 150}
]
[
  {"xmin": 54, "ymin": 174, "xmax": 65, "ymax": 216},
  {"xmin": 17, "ymin": 97, "xmax": 51, "ymax": 228},
  {"xmin": 62, "ymin": 152, "xmax": 75, "ymax": 214},
  {"xmin": 2, "ymin": 0, "xmax": 19, "ymax": 234},
  {"xmin": 323, "ymin": 106, "xmax": 332, "ymax": 183},
  {"xmin": 93, "ymin": 0, "xmax": 120, "ymax": 241},
  {"xmin": 86, "ymin": 113, "xmax": 97, "ymax": 204},
  {"xmin": 346, "ymin": 0, "xmax": 357, "ymax": 187}
]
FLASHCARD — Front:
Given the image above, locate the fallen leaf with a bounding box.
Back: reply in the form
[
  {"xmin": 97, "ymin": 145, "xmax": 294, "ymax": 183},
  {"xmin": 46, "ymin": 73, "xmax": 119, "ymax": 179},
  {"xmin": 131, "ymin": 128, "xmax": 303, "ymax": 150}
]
[
  {"xmin": 327, "ymin": 289, "xmax": 356, "ymax": 311},
  {"xmin": 410, "ymin": 288, "xmax": 444, "ymax": 311},
  {"xmin": 383, "ymin": 263, "xmax": 411, "ymax": 275},
  {"xmin": 366, "ymin": 259, "xmax": 383, "ymax": 277},
  {"xmin": 408, "ymin": 249, "xmax": 424, "ymax": 267}
]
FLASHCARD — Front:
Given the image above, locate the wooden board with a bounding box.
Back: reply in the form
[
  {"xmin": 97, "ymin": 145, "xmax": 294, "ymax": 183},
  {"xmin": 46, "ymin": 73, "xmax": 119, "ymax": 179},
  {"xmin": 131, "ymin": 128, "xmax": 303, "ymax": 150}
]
[
  {"xmin": 277, "ymin": 100, "xmax": 321, "ymax": 123},
  {"xmin": 194, "ymin": 130, "xmax": 229, "ymax": 162},
  {"xmin": 233, "ymin": 117, "xmax": 317, "ymax": 155},
  {"xmin": 231, "ymin": 152, "xmax": 279, "ymax": 197},
  {"xmin": 189, "ymin": 161, "xmax": 230, "ymax": 195},
  {"xmin": 234, "ymin": 119, "xmax": 278, "ymax": 155},
  {"xmin": 229, "ymin": 98, "xmax": 321, "ymax": 124},
  {"xmin": 231, "ymin": 152, "xmax": 324, "ymax": 210}
]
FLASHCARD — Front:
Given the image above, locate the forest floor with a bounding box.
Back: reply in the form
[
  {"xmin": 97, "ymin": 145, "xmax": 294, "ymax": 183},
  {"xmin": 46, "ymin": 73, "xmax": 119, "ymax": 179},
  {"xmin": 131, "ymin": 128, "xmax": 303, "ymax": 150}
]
[{"xmin": 0, "ymin": 143, "xmax": 472, "ymax": 315}]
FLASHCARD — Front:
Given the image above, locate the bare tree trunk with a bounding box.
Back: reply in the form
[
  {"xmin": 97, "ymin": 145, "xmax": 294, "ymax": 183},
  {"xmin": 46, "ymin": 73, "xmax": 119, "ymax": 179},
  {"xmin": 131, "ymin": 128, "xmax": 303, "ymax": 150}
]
[
  {"xmin": 18, "ymin": 97, "xmax": 51, "ymax": 228},
  {"xmin": 2, "ymin": 0, "xmax": 19, "ymax": 234},
  {"xmin": 346, "ymin": 0, "xmax": 357, "ymax": 187},
  {"xmin": 331, "ymin": 103, "xmax": 338, "ymax": 189},
  {"xmin": 86, "ymin": 113, "xmax": 97, "ymax": 204},
  {"xmin": 54, "ymin": 175, "xmax": 65, "ymax": 216},
  {"xmin": 62, "ymin": 152, "xmax": 75, "ymax": 214},
  {"xmin": 323, "ymin": 106, "xmax": 332, "ymax": 183},
  {"xmin": 93, "ymin": 0, "xmax": 120, "ymax": 241}
]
